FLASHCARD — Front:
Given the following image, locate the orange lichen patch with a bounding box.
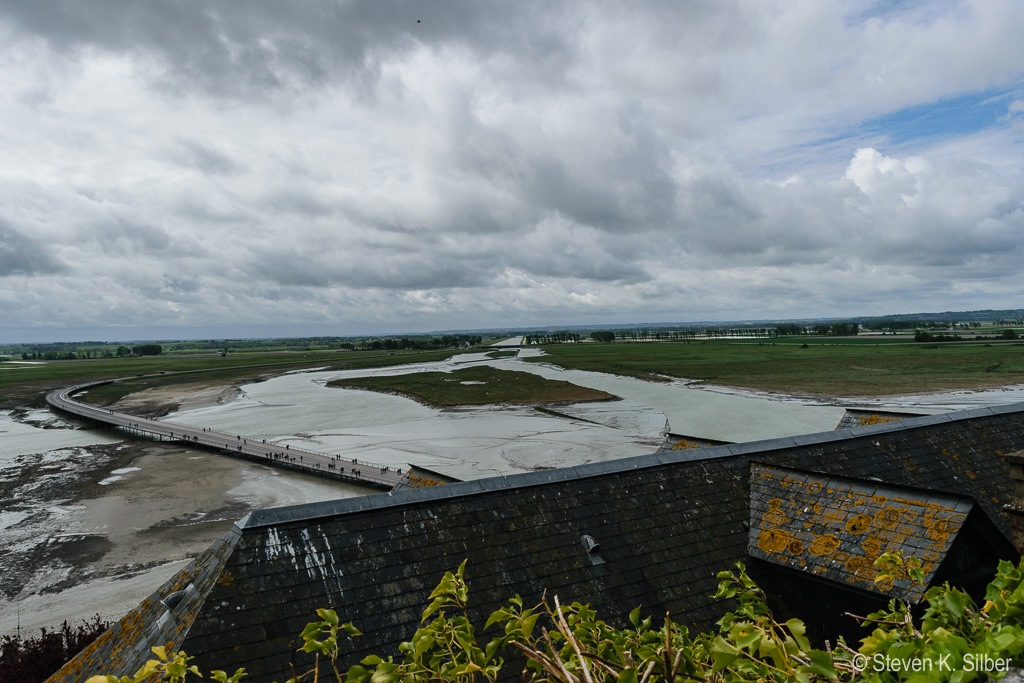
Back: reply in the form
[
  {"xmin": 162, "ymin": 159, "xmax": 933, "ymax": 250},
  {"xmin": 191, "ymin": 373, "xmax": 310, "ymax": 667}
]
[
  {"xmin": 874, "ymin": 507, "xmax": 902, "ymax": 529},
  {"xmin": 661, "ymin": 434, "xmax": 730, "ymax": 452},
  {"xmin": 927, "ymin": 516, "xmax": 963, "ymax": 543},
  {"xmin": 861, "ymin": 537, "xmax": 882, "ymax": 557},
  {"xmin": 390, "ymin": 466, "xmax": 462, "ymax": 492},
  {"xmin": 846, "ymin": 555, "xmax": 880, "ymax": 583},
  {"xmin": 846, "ymin": 514, "xmax": 872, "ymax": 534},
  {"xmin": 748, "ymin": 463, "xmax": 971, "ymax": 602},
  {"xmin": 758, "ymin": 528, "xmax": 792, "ymax": 554},
  {"xmin": 762, "ymin": 499, "xmax": 789, "ymax": 529},
  {"xmin": 669, "ymin": 438, "xmax": 711, "ymax": 451},
  {"xmin": 807, "ymin": 535, "xmax": 840, "ymax": 556},
  {"xmin": 858, "ymin": 413, "xmax": 904, "ymax": 426},
  {"xmin": 405, "ymin": 473, "xmax": 446, "ymax": 488},
  {"xmin": 835, "ymin": 409, "xmax": 923, "ymax": 430}
]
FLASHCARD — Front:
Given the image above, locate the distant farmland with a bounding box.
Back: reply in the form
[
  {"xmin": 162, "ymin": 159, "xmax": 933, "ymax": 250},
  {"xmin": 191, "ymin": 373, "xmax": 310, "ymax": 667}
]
[{"xmin": 528, "ymin": 339, "xmax": 1024, "ymax": 396}]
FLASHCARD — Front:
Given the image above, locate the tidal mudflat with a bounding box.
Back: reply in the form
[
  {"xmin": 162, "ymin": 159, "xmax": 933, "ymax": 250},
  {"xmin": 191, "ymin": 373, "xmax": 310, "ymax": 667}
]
[
  {"xmin": 161, "ymin": 351, "xmax": 846, "ymax": 479},
  {"xmin": 0, "ymin": 405, "xmax": 371, "ymax": 637}
]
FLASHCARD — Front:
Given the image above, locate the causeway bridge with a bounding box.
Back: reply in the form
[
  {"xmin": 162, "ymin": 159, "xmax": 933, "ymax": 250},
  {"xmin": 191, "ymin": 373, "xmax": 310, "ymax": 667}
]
[{"xmin": 46, "ymin": 382, "xmax": 403, "ymax": 490}]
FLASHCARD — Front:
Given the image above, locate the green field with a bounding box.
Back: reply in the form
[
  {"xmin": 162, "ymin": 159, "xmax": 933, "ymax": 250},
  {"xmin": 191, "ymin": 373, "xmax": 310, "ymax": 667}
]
[
  {"xmin": 526, "ymin": 340, "xmax": 1024, "ymax": 396},
  {"xmin": 328, "ymin": 365, "xmax": 613, "ymax": 406},
  {"xmin": 0, "ymin": 348, "xmax": 476, "ymax": 409},
  {"xmin": 6, "ymin": 337, "xmax": 1024, "ymax": 410}
]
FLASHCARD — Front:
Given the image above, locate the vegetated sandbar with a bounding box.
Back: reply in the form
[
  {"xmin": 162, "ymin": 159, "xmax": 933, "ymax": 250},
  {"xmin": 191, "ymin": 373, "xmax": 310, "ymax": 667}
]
[{"xmin": 327, "ymin": 365, "xmax": 615, "ymax": 407}]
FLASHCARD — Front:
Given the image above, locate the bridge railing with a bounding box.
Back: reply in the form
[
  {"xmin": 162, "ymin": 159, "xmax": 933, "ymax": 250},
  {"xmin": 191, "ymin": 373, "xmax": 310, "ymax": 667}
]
[
  {"xmin": 154, "ymin": 415, "xmax": 397, "ymax": 473},
  {"xmin": 50, "ymin": 383, "xmax": 401, "ymax": 480}
]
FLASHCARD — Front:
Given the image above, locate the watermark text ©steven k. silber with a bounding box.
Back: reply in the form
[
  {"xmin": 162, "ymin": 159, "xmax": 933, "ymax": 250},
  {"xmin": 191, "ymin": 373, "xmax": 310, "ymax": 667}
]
[{"xmin": 853, "ymin": 653, "xmax": 1012, "ymax": 674}]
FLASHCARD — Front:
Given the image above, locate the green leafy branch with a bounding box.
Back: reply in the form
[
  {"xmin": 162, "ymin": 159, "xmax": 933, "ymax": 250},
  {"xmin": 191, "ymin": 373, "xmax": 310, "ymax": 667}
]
[
  {"xmin": 85, "ymin": 552, "xmax": 1024, "ymax": 683},
  {"xmin": 85, "ymin": 645, "xmax": 246, "ymax": 683},
  {"xmin": 346, "ymin": 559, "xmax": 503, "ymax": 683}
]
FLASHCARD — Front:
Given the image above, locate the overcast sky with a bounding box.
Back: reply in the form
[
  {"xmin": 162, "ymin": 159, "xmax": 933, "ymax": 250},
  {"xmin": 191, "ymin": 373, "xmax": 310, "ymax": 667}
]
[{"xmin": 2, "ymin": 0, "xmax": 1024, "ymax": 342}]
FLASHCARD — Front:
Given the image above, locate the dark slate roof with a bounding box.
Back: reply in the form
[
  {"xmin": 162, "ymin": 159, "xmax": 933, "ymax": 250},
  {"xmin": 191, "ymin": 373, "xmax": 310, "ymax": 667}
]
[
  {"xmin": 52, "ymin": 403, "xmax": 1024, "ymax": 683},
  {"xmin": 835, "ymin": 408, "xmax": 924, "ymax": 430},
  {"xmin": 748, "ymin": 463, "xmax": 972, "ymax": 602},
  {"xmin": 656, "ymin": 432, "xmax": 732, "ymax": 453}
]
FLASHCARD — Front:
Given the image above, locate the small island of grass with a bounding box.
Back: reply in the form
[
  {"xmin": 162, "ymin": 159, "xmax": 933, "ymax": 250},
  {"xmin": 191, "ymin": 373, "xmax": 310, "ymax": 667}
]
[{"xmin": 327, "ymin": 365, "xmax": 614, "ymax": 406}]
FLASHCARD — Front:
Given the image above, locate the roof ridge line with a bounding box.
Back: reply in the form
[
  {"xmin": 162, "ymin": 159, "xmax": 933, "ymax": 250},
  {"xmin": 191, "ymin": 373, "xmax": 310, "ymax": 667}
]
[{"xmin": 237, "ymin": 401, "xmax": 1024, "ymax": 530}]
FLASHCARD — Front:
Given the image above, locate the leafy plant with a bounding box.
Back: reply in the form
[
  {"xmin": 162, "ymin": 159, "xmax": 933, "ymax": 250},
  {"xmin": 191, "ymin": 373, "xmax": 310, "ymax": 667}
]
[
  {"xmin": 707, "ymin": 563, "xmax": 841, "ymax": 681},
  {"xmin": 84, "ymin": 553, "xmax": 1024, "ymax": 683},
  {"xmin": 851, "ymin": 553, "xmax": 1024, "ymax": 682},
  {"xmin": 291, "ymin": 608, "xmax": 362, "ymax": 683},
  {"xmin": 345, "ymin": 559, "xmax": 503, "ymax": 683},
  {"xmin": 85, "ymin": 645, "xmax": 245, "ymax": 683}
]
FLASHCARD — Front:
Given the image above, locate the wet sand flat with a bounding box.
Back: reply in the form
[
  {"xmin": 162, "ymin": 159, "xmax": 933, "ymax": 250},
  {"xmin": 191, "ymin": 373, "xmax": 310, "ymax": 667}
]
[
  {"xmin": 0, "ymin": 407, "xmax": 372, "ymax": 637},
  {"xmin": 106, "ymin": 381, "xmax": 243, "ymax": 417}
]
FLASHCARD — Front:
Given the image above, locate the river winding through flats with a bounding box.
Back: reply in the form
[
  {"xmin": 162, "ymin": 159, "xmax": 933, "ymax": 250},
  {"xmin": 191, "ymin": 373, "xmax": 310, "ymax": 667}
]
[{"xmin": 4, "ymin": 348, "xmax": 1024, "ymax": 636}]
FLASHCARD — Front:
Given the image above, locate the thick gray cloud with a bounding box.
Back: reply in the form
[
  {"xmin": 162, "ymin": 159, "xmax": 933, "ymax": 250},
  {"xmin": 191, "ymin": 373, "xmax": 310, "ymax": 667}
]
[
  {"xmin": 0, "ymin": 0, "xmax": 568, "ymax": 100},
  {"xmin": 0, "ymin": 223, "xmax": 65, "ymax": 277},
  {"xmin": 1, "ymin": 0, "xmax": 1023, "ymax": 341}
]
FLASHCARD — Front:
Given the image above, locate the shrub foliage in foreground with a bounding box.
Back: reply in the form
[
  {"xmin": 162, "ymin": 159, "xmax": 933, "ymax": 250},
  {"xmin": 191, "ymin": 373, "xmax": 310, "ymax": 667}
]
[
  {"xmin": 0, "ymin": 614, "xmax": 111, "ymax": 683},
  {"xmin": 87, "ymin": 552, "xmax": 1024, "ymax": 683}
]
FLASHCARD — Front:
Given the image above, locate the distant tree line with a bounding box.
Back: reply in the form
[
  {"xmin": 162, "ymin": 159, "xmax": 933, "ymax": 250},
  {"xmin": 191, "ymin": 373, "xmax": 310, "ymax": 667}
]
[
  {"xmin": 579, "ymin": 319, "xmax": 1024, "ymax": 343},
  {"xmin": 183, "ymin": 336, "xmax": 365, "ymax": 353},
  {"xmin": 367, "ymin": 335, "xmax": 483, "ymax": 351},
  {"xmin": 862, "ymin": 320, "xmax": 982, "ymax": 332},
  {"xmin": 915, "ymin": 329, "xmax": 1018, "ymax": 343},
  {"xmin": 19, "ymin": 343, "xmax": 163, "ymax": 360},
  {"xmin": 862, "ymin": 308, "xmax": 1024, "ymax": 325},
  {"xmin": 523, "ymin": 332, "xmax": 582, "ymax": 344},
  {"xmin": 580, "ymin": 323, "xmax": 861, "ymax": 343},
  {"xmin": 124, "ymin": 344, "xmax": 163, "ymax": 356},
  {"xmin": 774, "ymin": 322, "xmax": 860, "ymax": 336},
  {"xmin": 22, "ymin": 349, "xmax": 95, "ymax": 360}
]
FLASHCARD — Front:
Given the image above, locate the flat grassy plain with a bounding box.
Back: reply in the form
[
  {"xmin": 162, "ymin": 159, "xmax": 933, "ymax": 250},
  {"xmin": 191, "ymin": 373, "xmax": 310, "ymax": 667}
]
[
  {"xmin": 328, "ymin": 365, "xmax": 613, "ymax": 406},
  {"xmin": 0, "ymin": 348, "xmax": 475, "ymax": 409},
  {"xmin": 527, "ymin": 340, "xmax": 1024, "ymax": 396},
  {"xmin": 5, "ymin": 338, "xmax": 1024, "ymax": 410}
]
